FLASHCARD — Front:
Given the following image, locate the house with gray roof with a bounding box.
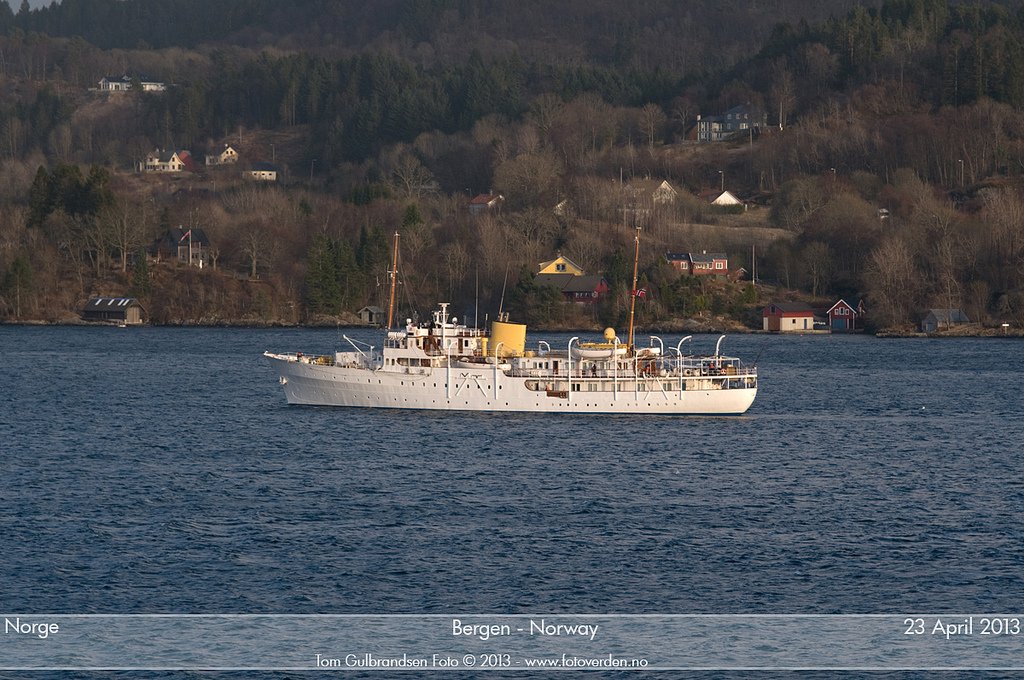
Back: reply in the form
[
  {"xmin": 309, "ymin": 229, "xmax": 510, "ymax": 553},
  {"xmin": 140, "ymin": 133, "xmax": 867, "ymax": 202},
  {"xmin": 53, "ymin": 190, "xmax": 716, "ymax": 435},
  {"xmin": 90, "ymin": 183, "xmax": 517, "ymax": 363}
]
[
  {"xmin": 535, "ymin": 273, "xmax": 610, "ymax": 303},
  {"xmin": 358, "ymin": 306, "xmax": 386, "ymax": 325},
  {"xmin": 82, "ymin": 297, "xmax": 145, "ymax": 325},
  {"xmin": 148, "ymin": 227, "xmax": 212, "ymax": 267},
  {"xmin": 665, "ymin": 251, "xmax": 729, "ymax": 277},
  {"xmin": 921, "ymin": 309, "xmax": 970, "ymax": 333},
  {"xmin": 696, "ymin": 104, "xmax": 768, "ymax": 142}
]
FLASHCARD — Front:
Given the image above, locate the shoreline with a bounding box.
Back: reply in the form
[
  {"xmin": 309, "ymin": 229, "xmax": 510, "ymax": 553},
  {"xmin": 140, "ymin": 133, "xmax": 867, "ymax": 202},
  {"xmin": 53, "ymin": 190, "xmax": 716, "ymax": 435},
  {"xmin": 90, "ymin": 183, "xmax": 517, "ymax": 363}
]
[{"xmin": 2, "ymin": 318, "xmax": 1020, "ymax": 338}]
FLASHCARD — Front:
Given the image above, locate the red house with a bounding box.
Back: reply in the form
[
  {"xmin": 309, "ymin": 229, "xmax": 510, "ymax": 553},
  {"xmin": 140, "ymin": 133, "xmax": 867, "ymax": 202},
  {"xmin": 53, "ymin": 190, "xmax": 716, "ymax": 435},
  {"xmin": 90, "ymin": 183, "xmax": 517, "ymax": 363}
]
[
  {"xmin": 827, "ymin": 299, "xmax": 858, "ymax": 331},
  {"xmin": 665, "ymin": 251, "xmax": 728, "ymax": 276},
  {"xmin": 665, "ymin": 251, "xmax": 691, "ymax": 273},
  {"xmin": 762, "ymin": 302, "xmax": 815, "ymax": 332},
  {"xmin": 562, "ymin": 275, "xmax": 610, "ymax": 303},
  {"xmin": 468, "ymin": 193, "xmax": 504, "ymax": 214},
  {"xmin": 535, "ymin": 274, "xmax": 610, "ymax": 303}
]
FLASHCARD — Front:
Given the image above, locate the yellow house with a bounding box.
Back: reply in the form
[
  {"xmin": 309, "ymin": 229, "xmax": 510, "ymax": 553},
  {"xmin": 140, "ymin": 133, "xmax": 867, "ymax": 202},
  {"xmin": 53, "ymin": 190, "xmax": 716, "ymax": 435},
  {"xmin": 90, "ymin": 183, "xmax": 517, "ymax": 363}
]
[{"xmin": 538, "ymin": 255, "xmax": 584, "ymax": 276}]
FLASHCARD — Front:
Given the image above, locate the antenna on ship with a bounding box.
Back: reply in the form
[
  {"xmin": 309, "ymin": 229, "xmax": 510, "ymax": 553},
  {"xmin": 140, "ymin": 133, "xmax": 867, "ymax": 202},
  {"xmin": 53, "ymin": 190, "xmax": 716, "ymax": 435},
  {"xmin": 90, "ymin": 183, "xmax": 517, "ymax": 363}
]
[
  {"xmin": 626, "ymin": 225, "xmax": 641, "ymax": 353},
  {"xmin": 497, "ymin": 263, "xmax": 510, "ymax": 318},
  {"xmin": 386, "ymin": 231, "xmax": 400, "ymax": 329}
]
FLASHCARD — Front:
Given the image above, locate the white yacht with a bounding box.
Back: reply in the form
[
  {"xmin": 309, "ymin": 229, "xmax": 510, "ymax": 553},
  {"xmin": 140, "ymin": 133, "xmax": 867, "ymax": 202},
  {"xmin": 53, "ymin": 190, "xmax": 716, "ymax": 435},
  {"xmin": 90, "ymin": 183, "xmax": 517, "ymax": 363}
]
[
  {"xmin": 264, "ymin": 303, "xmax": 757, "ymax": 415},
  {"xmin": 264, "ymin": 230, "xmax": 758, "ymax": 414}
]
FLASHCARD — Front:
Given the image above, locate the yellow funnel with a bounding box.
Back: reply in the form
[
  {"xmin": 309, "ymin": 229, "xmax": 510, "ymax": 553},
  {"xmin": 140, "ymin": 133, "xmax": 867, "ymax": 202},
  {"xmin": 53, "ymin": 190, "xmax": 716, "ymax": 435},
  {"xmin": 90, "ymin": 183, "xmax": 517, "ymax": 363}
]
[{"xmin": 490, "ymin": 319, "xmax": 527, "ymax": 357}]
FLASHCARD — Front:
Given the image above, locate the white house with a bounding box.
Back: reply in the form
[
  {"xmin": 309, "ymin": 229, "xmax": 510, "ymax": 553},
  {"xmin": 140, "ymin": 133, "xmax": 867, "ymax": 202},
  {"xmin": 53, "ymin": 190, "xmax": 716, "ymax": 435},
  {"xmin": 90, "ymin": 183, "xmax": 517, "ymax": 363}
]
[
  {"xmin": 98, "ymin": 74, "xmax": 166, "ymax": 92},
  {"xmin": 626, "ymin": 179, "xmax": 679, "ymax": 205},
  {"xmin": 244, "ymin": 162, "xmax": 279, "ymax": 182},
  {"xmin": 709, "ymin": 190, "xmax": 742, "ymax": 206},
  {"xmin": 144, "ymin": 150, "xmax": 189, "ymax": 172},
  {"xmin": 205, "ymin": 145, "xmax": 239, "ymax": 166}
]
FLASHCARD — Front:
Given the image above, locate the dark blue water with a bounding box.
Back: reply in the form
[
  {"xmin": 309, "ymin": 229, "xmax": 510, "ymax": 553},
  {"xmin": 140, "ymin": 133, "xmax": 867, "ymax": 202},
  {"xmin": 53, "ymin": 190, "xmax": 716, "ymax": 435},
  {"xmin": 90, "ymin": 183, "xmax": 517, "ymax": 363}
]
[{"xmin": 2, "ymin": 327, "xmax": 1023, "ymax": 674}]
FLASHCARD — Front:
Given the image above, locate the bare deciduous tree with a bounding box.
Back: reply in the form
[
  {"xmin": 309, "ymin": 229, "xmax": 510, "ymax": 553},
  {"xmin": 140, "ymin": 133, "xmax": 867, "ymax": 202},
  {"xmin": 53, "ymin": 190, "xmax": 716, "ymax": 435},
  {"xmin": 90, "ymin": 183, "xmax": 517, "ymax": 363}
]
[
  {"xmin": 982, "ymin": 188, "xmax": 1024, "ymax": 292},
  {"xmin": 101, "ymin": 197, "xmax": 147, "ymax": 272},
  {"xmin": 440, "ymin": 241, "xmax": 470, "ymax": 301},
  {"xmin": 801, "ymin": 241, "xmax": 833, "ymax": 297},
  {"xmin": 492, "ymin": 151, "xmax": 562, "ymax": 212},
  {"xmin": 639, "ymin": 103, "xmax": 666, "ymax": 149},
  {"xmin": 241, "ymin": 220, "xmax": 266, "ymax": 279},
  {"xmin": 864, "ymin": 235, "xmax": 920, "ymax": 327},
  {"xmin": 770, "ymin": 61, "xmax": 796, "ymax": 131},
  {"xmin": 381, "ymin": 145, "xmax": 436, "ymax": 199}
]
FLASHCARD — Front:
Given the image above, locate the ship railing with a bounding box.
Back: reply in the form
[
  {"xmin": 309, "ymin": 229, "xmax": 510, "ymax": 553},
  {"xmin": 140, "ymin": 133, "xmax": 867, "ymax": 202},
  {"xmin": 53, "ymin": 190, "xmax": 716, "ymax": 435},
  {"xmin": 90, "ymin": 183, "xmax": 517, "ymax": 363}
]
[
  {"xmin": 673, "ymin": 356, "xmax": 756, "ymax": 376},
  {"xmin": 333, "ymin": 350, "xmax": 378, "ymax": 369},
  {"xmin": 505, "ymin": 360, "xmax": 756, "ymax": 379}
]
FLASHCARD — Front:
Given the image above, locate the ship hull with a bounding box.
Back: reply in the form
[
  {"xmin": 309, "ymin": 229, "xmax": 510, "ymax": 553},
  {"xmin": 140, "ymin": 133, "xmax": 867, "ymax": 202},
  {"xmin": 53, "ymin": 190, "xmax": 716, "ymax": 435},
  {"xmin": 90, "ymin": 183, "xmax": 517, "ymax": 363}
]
[{"xmin": 266, "ymin": 355, "xmax": 756, "ymax": 415}]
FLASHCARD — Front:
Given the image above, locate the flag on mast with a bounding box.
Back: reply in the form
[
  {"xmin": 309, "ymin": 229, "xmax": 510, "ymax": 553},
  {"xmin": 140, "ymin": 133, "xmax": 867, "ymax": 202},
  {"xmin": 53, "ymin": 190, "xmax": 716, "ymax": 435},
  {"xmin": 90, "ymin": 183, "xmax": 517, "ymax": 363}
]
[{"xmin": 179, "ymin": 229, "xmax": 194, "ymax": 265}]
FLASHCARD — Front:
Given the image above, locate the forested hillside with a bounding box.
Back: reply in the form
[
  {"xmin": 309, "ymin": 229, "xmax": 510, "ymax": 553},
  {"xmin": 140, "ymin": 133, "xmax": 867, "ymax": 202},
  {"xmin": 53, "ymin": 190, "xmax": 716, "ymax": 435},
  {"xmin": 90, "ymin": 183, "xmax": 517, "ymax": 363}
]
[{"xmin": 2, "ymin": 0, "xmax": 1024, "ymax": 330}]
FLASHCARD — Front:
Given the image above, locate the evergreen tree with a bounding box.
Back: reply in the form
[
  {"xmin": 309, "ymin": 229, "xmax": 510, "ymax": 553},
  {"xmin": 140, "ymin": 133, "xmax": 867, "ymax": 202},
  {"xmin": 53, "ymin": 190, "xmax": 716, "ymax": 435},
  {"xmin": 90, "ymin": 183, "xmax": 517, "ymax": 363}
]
[
  {"xmin": 334, "ymin": 238, "xmax": 361, "ymax": 310},
  {"xmin": 27, "ymin": 166, "xmax": 51, "ymax": 228},
  {"xmin": 0, "ymin": 1, "xmax": 14, "ymax": 30},
  {"xmin": 81, "ymin": 165, "xmax": 114, "ymax": 215},
  {"xmin": 304, "ymin": 234, "xmax": 341, "ymax": 315},
  {"xmin": 158, "ymin": 206, "xmax": 172, "ymax": 233},
  {"xmin": 130, "ymin": 249, "xmax": 151, "ymax": 297},
  {"xmin": 402, "ymin": 204, "xmax": 423, "ymax": 229},
  {"xmin": 48, "ymin": 163, "xmax": 85, "ymax": 214}
]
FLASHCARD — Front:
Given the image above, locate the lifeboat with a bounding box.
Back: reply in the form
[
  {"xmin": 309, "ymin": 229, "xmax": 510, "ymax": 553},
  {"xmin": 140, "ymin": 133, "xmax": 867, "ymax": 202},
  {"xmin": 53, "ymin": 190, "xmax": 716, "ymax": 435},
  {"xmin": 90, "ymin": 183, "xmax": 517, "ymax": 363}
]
[{"xmin": 570, "ymin": 342, "xmax": 629, "ymax": 360}]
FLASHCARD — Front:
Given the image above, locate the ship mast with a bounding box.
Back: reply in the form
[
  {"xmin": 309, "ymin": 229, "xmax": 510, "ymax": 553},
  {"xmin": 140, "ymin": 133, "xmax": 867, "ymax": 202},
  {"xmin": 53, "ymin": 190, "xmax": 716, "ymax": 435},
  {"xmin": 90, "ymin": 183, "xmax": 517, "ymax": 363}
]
[
  {"xmin": 386, "ymin": 231, "xmax": 400, "ymax": 329},
  {"xmin": 626, "ymin": 225, "xmax": 641, "ymax": 352}
]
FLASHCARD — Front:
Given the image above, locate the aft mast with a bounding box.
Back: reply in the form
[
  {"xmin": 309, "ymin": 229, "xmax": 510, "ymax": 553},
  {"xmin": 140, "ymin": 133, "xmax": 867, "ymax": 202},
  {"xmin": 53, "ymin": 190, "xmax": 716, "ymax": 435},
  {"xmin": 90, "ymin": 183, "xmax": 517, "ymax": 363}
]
[
  {"xmin": 386, "ymin": 231, "xmax": 400, "ymax": 329},
  {"xmin": 626, "ymin": 226, "xmax": 641, "ymax": 352}
]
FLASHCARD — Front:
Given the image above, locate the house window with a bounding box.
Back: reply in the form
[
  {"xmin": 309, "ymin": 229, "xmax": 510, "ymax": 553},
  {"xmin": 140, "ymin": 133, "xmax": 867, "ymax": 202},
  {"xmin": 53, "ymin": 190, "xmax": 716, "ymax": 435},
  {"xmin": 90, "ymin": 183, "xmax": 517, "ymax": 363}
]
[
  {"xmin": 556, "ymin": 264, "xmax": 565, "ymax": 272},
  {"xmin": 716, "ymin": 262, "xmax": 724, "ymax": 269}
]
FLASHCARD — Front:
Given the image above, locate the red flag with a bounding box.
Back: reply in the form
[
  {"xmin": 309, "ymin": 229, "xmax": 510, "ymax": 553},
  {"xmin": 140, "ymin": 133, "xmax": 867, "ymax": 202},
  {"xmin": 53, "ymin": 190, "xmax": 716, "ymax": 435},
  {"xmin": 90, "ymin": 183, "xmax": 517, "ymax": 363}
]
[{"xmin": 179, "ymin": 229, "xmax": 192, "ymax": 242}]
